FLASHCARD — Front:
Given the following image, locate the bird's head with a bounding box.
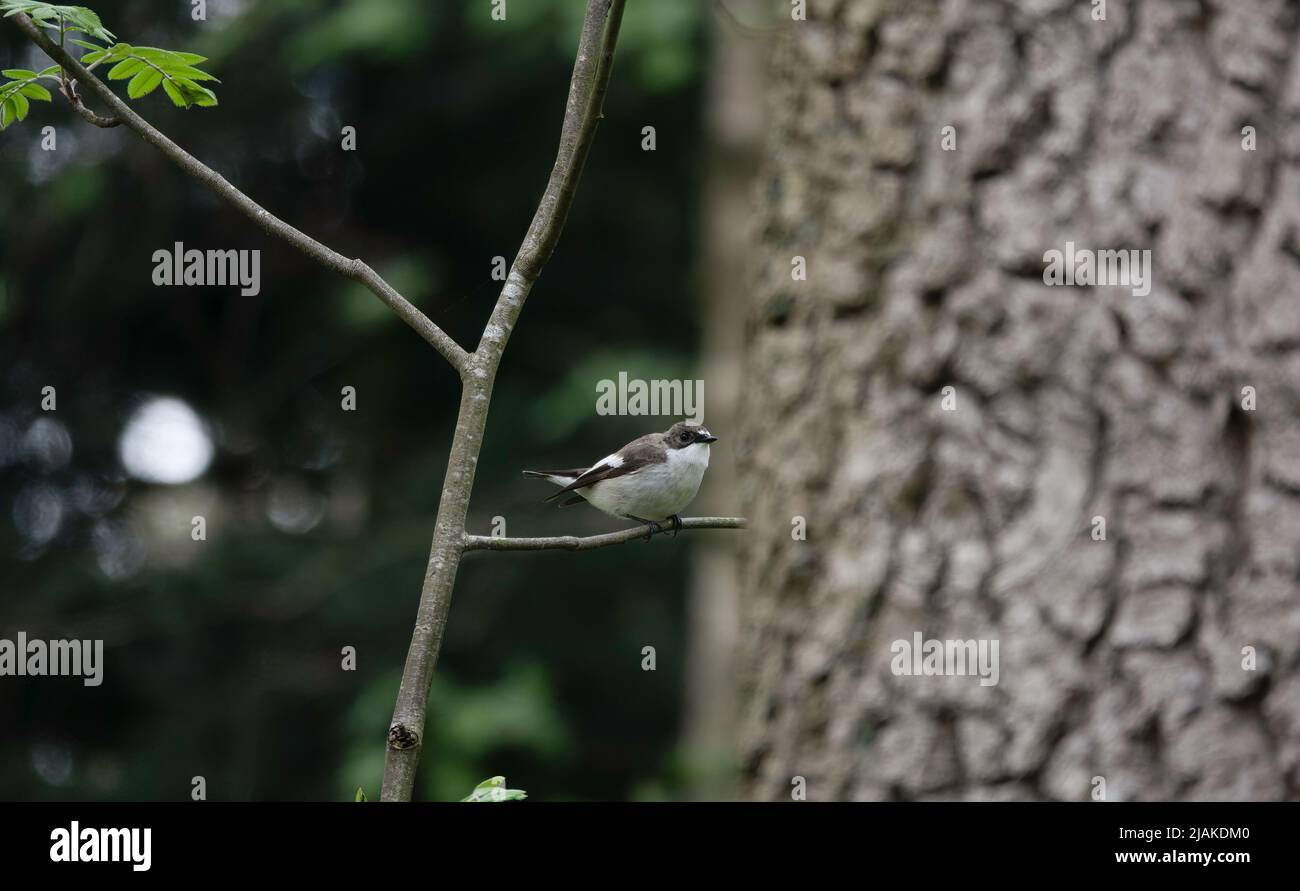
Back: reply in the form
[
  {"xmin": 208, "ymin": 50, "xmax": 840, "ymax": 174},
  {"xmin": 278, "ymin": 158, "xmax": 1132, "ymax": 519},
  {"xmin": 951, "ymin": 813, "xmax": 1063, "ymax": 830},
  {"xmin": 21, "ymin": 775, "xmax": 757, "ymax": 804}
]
[{"xmin": 665, "ymin": 421, "xmax": 717, "ymax": 448}]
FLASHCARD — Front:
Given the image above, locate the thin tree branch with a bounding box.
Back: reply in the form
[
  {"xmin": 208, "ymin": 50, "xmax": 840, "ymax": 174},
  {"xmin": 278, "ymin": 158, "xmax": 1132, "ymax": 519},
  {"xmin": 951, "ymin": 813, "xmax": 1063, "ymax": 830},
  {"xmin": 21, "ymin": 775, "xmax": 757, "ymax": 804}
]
[
  {"xmin": 66, "ymin": 97, "xmax": 119, "ymax": 127},
  {"xmin": 59, "ymin": 81, "xmax": 120, "ymax": 127},
  {"xmin": 464, "ymin": 517, "xmax": 748, "ymax": 552},
  {"xmin": 508, "ymin": 0, "xmax": 625, "ymax": 283},
  {"xmin": 10, "ymin": 12, "xmax": 471, "ymax": 377},
  {"xmin": 467, "ymin": 0, "xmax": 627, "ymax": 371},
  {"xmin": 380, "ymin": 0, "xmax": 627, "ymax": 802}
]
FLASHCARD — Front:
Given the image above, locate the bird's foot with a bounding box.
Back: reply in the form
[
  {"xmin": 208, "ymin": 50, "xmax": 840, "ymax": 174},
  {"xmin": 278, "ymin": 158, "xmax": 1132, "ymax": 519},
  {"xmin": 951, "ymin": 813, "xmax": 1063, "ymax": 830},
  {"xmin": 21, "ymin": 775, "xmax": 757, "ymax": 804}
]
[
  {"xmin": 628, "ymin": 516, "xmax": 662, "ymax": 542},
  {"xmin": 669, "ymin": 514, "xmax": 683, "ymax": 537}
]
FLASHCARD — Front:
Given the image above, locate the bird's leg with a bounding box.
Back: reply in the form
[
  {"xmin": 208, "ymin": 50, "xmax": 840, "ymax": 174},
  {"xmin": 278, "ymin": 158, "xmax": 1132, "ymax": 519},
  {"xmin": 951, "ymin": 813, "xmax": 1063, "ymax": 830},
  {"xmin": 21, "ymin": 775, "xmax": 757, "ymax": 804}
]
[
  {"xmin": 669, "ymin": 514, "xmax": 683, "ymax": 537},
  {"xmin": 627, "ymin": 515, "xmax": 662, "ymax": 542}
]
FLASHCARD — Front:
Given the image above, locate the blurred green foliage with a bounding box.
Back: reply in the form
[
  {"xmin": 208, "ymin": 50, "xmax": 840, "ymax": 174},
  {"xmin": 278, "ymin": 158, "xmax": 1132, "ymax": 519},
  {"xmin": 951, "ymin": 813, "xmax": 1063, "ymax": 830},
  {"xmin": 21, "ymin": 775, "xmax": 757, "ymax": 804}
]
[{"xmin": 341, "ymin": 664, "xmax": 568, "ymax": 802}]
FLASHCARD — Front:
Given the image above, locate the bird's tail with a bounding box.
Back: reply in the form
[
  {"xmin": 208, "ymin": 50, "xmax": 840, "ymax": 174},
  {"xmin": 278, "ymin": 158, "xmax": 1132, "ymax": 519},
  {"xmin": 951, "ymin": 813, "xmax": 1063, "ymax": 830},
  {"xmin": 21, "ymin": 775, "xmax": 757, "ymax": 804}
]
[
  {"xmin": 522, "ymin": 469, "xmax": 583, "ymax": 484},
  {"xmin": 523, "ymin": 469, "xmax": 588, "ymax": 506}
]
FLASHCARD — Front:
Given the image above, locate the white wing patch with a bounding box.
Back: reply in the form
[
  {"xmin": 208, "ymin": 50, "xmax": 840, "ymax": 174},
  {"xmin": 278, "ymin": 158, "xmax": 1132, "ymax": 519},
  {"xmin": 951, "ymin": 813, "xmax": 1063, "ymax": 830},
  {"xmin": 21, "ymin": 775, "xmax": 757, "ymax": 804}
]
[{"xmin": 561, "ymin": 451, "xmax": 633, "ymax": 493}]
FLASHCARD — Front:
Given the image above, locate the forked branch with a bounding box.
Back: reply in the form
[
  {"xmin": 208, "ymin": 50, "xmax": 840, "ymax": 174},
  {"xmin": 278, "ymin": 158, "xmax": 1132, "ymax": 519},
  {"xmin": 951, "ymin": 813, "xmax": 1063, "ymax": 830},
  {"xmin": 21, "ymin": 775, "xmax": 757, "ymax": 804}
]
[
  {"xmin": 378, "ymin": 0, "xmax": 633, "ymax": 802},
  {"xmin": 9, "ymin": 1, "xmax": 748, "ymax": 805}
]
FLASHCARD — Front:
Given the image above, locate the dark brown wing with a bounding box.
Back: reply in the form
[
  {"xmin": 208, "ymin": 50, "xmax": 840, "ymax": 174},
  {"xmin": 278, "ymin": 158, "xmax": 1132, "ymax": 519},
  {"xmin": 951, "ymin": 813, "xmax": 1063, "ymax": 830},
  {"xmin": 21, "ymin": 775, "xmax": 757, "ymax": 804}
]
[
  {"xmin": 542, "ymin": 460, "xmax": 640, "ymax": 503},
  {"xmin": 540, "ymin": 432, "xmax": 667, "ymax": 503}
]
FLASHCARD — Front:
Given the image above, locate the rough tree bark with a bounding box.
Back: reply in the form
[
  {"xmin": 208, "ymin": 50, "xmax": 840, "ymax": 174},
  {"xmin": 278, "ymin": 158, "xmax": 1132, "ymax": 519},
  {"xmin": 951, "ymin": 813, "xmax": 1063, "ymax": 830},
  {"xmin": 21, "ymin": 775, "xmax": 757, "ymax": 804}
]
[{"xmin": 737, "ymin": 0, "xmax": 1300, "ymax": 801}]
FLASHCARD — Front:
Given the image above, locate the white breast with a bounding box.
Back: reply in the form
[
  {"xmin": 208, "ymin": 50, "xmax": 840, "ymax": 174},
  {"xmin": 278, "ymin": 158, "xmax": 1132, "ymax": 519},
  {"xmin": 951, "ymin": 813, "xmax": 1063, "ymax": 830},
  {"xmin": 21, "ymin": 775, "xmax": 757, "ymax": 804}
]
[{"xmin": 581, "ymin": 443, "xmax": 710, "ymax": 522}]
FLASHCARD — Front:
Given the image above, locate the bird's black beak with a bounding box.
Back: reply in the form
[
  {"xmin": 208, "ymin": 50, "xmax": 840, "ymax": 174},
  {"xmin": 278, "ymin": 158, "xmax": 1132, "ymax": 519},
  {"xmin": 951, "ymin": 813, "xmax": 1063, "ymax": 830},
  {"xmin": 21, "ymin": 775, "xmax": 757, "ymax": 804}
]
[{"xmin": 699, "ymin": 432, "xmax": 718, "ymax": 443}]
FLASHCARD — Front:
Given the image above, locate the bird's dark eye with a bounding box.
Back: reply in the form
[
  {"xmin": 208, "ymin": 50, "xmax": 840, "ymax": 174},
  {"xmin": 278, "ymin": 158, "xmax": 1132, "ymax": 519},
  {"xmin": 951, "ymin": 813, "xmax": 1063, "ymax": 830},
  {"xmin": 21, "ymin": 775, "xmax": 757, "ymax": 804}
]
[{"xmin": 680, "ymin": 432, "xmax": 690, "ymax": 442}]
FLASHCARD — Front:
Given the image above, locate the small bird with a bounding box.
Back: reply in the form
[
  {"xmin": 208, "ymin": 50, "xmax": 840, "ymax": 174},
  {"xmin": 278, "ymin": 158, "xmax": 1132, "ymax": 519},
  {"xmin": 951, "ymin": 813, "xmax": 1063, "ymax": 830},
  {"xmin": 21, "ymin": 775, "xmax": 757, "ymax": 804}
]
[{"xmin": 523, "ymin": 421, "xmax": 717, "ymax": 538}]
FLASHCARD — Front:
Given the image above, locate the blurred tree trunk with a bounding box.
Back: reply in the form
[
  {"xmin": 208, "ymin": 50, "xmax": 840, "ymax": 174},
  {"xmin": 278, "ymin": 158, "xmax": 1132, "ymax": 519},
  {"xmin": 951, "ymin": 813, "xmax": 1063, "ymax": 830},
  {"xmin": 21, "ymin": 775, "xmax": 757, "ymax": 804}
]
[
  {"xmin": 682, "ymin": 8, "xmax": 764, "ymax": 800},
  {"xmin": 737, "ymin": 0, "xmax": 1300, "ymax": 801}
]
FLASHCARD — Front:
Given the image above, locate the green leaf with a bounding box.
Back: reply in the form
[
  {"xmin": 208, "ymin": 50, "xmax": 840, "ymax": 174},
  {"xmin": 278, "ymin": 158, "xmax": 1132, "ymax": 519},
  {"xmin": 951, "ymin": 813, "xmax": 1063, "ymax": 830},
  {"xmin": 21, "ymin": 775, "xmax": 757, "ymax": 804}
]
[
  {"xmin": 130, "ymin": 46, "xmax": 206, "ymax": 66},
  {"xmin": 0, "ymin": 2, "xmax": 112, "ymax": 40},
  {"xmin": 10, "ymin": 90, "xmax": 27, "ymax": 120},
  {"xmin": 72, "ymin": 5, "xmax": 112, "ymax": 41},
  {"xmin": 0, "ymin": 2, "xmax": 115, "ymax": 42},
  {"xmin": 354, "ymin": 788, "xmax": 367, "ymax": 802},
  {"xmin": 161, "ymin": 78, "xmax": 187, "ymax": 108},
  {"xmin": 168, "ymin": 65, "xmax": 219, "ymax": 83},
  {"xmin": 127, "ymin": 68, "xmax": 162, "ymax": 99},
  {"xmin": 126, "ymin": 47, "xmax": 167, "ymax": 60},
  {"xmin": 68, "ymin": 37, "xmax": 101, "ymax": 50},
  {"xmin": 460, "ymin": 776, "xmax": 527, "ymax": 803},
  {"xmin": 166, "ymin": 52, "xmax": 208, "ymax": 66},
  {"xmin": 130, "ymin": 49, "xmax": 216, "ymax": 80},
  {"xmin": 37, "ymin": 64, "xmax": 59, "ymax": 76},
  {"xmin": 175, "ymin": 79, "xmax": 217, "ymax": 107},
  {"xmin": 19, "ymin": 82, "xmax": 51, "ymax": 101},
  {"xmin": 1, "ymin": 69, "xmax": 37, "ymax": 80},
  {"xmin": 0, "ymin": 97, "xmax": 14, "ymax": 129},
  {"xmin": 106, "ymin": 58, "xmax": 145, "ymax": 80}
]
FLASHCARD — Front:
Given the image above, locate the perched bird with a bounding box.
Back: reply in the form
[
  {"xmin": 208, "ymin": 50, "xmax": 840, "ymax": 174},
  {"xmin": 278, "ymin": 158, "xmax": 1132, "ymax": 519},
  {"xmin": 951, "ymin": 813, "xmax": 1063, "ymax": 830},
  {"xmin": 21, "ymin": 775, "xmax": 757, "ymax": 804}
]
[{"xmin": 523, "ymin": 421, "xmax": 717, "ymax": 537}]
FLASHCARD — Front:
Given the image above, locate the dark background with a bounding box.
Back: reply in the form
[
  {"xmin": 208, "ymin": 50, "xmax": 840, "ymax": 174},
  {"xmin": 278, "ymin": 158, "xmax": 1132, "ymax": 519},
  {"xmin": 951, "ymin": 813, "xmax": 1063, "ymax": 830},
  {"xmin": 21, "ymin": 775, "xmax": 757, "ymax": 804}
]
[{"xmin": 0, "ymin": 0, "xmax": 719, "ymax": 801}]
